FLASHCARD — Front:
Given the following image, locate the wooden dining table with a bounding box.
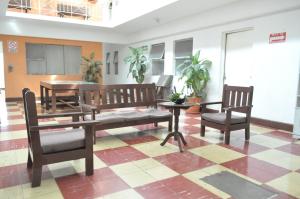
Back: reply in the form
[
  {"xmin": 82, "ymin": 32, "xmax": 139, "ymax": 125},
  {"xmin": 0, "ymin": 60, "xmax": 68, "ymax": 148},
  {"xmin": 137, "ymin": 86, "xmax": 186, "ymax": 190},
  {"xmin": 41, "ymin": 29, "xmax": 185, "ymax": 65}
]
[{"xmin": 40, "ymin": 80, "xmax": 98, "ymax": 112}]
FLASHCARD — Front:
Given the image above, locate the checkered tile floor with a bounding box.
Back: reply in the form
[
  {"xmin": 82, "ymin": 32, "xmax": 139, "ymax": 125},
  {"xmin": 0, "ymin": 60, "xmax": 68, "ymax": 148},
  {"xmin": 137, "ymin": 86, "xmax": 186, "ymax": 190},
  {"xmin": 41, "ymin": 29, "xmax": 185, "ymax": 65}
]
[{"xmin": 1, "ymin": 101, "xmax": 300, "ymax": 199}]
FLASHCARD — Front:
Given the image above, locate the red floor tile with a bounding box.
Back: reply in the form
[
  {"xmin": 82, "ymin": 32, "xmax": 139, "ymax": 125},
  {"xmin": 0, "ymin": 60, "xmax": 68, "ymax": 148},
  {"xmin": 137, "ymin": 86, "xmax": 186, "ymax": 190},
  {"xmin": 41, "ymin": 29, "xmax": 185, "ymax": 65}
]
[
  {"xmin": 179, "ymin": 125, "xmax": 200, "ymax": 134},
  {"xmin": 155, "ymin": 151, "xmax": 214, "ymax": 174},
  {"xmin": 0, "ymin": 163, "xmax": 52, "ymax": 188},
  {"xmin": 95, "ymin": 146, "xmax": 148, "ymax": 165},
  {"xmin": 222, "ymin": 157, "xmax": 290, "ymax": 183},
  {"xmin": 180, "ymin": 118, "xmax": 201, "ymax": 125},
  {"xmin": 0, "ymin": 138, "xmax": 28, "ymax": 152},
  {"xmin": 264, "ymin": 130, "xmax": 294, "ymax": 142},
  {"xmin": 7, "ymin": 115, "xmax": 24, "ymax": 120},
  {"xmin": 56, "ymin": 167, "xmax": 129, "ymax": 199},
  {"xmin": 95, "ymin": 130, "xmax": 110, "ymax": 138},
  {"xmin": 135, "ymin": 175, "xmax": 220, "ymax": 199},
  {"xmin": 119, "ymin": 134, "xmax": 159, "ymax": 145},
  {"xmin": 219, "ymin": 139, "xmax": 269, "ymax": 155},
  {"xmin": 276, "ymin": 143, "xmax": 300, "ymax": 156},
  {"xmin": 0, "ymin": 124, "xmax": 26, "ymax": 132}
]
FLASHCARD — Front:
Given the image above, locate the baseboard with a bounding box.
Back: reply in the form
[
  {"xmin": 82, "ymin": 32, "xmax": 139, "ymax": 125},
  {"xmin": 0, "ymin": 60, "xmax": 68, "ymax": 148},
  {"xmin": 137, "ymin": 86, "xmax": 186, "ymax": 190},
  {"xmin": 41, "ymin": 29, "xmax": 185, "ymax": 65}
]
[
  {"xmin": 206, "ymin": 108, "xmax": 293, "ymax": 132},
  {"xmin": 250, "ymin": 117, "xmax": 293, "ymax": 132},
  {"xmin": 5, "ymin": 97, "xmax": 23, "ymax": 102}
]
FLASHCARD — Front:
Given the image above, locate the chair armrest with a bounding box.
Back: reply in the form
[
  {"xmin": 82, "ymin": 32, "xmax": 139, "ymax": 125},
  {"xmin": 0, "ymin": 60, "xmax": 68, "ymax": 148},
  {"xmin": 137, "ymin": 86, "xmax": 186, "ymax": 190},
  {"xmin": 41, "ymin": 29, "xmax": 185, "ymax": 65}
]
[
  {"xmin": 223, "ymin": 105, "xmax": 252, "ymax": 112},
  {"xmin": 37, "ymin": 112, "xmax": 84, "ymax": 119},
  {"xmin": 30, "ymin": 120, "xmax": 100, "ymax": 131},
  {"xmin": 200, "ymin": 101, "xmax": 222, "ymax": 107}
]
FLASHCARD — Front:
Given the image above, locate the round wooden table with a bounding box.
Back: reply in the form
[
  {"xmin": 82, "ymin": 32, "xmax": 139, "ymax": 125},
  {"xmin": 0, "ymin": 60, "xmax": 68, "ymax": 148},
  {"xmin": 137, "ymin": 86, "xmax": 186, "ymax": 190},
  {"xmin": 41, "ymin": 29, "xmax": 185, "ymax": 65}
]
[{"xmin": 158, "ymin": 102, "xmax": 195, "ymax": 152}]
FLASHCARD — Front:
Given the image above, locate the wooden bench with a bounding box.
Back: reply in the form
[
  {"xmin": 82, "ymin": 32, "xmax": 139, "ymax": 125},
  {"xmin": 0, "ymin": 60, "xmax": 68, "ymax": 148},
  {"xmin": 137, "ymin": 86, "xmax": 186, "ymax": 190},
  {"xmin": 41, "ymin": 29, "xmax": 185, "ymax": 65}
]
[{"xmin": 79, "ymin": 83, "xmax": 173, "ymax": 143}]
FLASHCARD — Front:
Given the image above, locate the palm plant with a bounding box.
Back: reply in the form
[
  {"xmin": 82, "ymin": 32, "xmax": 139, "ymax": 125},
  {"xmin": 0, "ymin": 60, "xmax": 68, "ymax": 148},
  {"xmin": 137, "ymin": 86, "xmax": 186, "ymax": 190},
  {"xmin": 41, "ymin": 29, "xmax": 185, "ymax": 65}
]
[
  {"xmin": 124, "ymin": 47, "xmax": 148, "ymax": 84},
  {"xmin": 177, "ymin": 50, "xmax": 212, "ymax": 97},
  {"xmin": 81, "ymin": 52, "xmax": 102, "ymax": 83}
]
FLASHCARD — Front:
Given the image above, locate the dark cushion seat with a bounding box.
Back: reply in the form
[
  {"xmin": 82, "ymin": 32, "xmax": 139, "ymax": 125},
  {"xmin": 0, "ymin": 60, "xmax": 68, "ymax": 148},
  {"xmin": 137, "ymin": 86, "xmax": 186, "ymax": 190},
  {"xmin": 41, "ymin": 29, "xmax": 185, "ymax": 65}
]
[
  {"xmin": 201, "ymin": 113, "xmax": 246, "ymax": 124},
  {"xmin": 85, "ymin": 112, "xmax": 125, "ymax": 123},
  {"xmin": 146, "ymin": 109, "xmax": 172, "ymax": 118},
  {"xmin": 40, "ymin": 128, "xmax": 85, "ymax": 154}
]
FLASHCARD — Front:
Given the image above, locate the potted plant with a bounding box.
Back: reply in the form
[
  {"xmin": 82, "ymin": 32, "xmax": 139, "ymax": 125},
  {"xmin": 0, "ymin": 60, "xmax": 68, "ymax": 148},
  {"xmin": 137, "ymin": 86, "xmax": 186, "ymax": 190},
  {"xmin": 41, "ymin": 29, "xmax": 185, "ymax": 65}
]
[
  {"xmin": 124, "ymin": 46, "xmax": 149, "ymax": 84},
  {"xmin": 81, "ymin": 52, "xmax": 103, "ymax": 83},
  {"xmin": 177, "ymin": 50, "xmax": 212, "ymax": 113},
  {"xmin": 169, "ymin": 87, "xmax": 186, "ymax": 104}
]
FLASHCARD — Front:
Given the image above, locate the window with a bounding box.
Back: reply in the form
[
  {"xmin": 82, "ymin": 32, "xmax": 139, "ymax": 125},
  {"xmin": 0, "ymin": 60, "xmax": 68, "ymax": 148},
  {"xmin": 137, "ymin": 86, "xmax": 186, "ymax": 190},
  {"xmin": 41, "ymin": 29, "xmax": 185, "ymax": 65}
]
[
  {"xmin": 150, "ymin": 43, "xmax": 165, "ymax": 75},
  {"xmin": 26, "ymin": 43, "xmax": 81, "ymax": 75},
  {"xmin": 113, "ymin": 51, "xmax": 118, "ymax": 75},
  {"xmin": 174, "ymin": 38, "xmax": 193, "ymax": 75},
  {"xmin": 106, "ymin": 52, "xmax": 110, "ymax": 75}
]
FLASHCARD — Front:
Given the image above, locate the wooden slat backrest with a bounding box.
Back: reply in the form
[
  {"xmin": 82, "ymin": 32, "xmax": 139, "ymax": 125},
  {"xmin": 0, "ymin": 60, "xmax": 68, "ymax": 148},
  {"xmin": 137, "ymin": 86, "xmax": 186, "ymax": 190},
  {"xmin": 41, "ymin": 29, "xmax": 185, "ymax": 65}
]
[
  {"xmin": 222, "ymin": 84, "xmax": 254, "ymax": 113},
  {"xmin": 79, "ymin": 84, "xmax": 101, "ymax": 106},
  {"xmin": 79, "ymin": 84, "xmax": 157, "ymax": 110},
  {"xmin": 24, "ymin": 90, "xmax": 42, "ymax": 153},
  {"xmin": 22, "ymin": 88, "xmax": 31, "ymax": 146}
]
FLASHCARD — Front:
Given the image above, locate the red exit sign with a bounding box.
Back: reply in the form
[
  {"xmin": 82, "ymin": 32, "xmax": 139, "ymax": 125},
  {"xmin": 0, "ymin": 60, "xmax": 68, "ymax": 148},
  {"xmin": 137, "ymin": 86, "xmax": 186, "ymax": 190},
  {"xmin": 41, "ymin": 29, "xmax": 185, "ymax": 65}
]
[{"xmin": 269, "ymin": 32, "xmax": 287, "ymax": 44}]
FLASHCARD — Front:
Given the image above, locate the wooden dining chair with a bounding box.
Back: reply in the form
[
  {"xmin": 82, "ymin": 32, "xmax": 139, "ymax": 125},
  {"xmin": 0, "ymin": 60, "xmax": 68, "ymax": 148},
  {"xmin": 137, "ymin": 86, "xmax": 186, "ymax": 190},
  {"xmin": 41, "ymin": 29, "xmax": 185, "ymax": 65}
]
[
  {"xmin": 22, "ymin": 88, "xmax": 98, "ymax": 187},
  {"xmin": 200, "ymin": 85, "xmax": 254, "ymax": 144}
]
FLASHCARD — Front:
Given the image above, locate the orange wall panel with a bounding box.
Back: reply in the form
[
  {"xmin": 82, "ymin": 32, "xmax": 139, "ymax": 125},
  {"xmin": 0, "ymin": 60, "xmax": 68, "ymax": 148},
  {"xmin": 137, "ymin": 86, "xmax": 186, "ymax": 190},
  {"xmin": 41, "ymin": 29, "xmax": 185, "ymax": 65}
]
[{"xmin": 0, "ymin": 35, "xmax": 103, "ymax": 98}]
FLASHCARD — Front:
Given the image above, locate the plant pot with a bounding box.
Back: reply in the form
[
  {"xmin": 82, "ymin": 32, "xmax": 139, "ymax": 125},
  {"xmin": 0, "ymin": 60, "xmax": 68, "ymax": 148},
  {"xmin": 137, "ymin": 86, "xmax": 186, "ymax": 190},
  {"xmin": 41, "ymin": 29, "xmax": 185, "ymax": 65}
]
[{"xmin": 186, "ymin": 97, "xmax": 201, "ymax": 114}]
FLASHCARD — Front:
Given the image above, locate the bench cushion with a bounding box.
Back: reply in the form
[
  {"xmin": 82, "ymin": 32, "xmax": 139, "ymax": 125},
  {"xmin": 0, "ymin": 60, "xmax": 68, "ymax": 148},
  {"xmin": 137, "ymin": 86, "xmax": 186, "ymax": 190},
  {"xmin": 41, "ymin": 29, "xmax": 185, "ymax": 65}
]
[
  {"xmin": 40, "ymin": 128, "xmax": 85, "ymax": 154},
  {"xmin": 85, "ymin": 112, "xmax": 125, "ymax": 123},
  {"xmin": 202, "ymin": 113, "xmax": 246, "ymax": 124},
  {"xmin": 146, "ymin": 109, "xmax": 172, "ymax": 118}
]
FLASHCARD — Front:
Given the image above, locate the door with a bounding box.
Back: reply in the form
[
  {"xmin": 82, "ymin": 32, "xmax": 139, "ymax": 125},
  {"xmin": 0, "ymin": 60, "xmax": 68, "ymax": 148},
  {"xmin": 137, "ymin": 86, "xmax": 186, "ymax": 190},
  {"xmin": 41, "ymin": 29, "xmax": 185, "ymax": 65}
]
[
  {"xmin": 224, "ymin": 29, "xmax": 254, "ymax": 86},
  {"xmin": 0, "ymin": 41, "xmax": 4, "ymax": 89}
]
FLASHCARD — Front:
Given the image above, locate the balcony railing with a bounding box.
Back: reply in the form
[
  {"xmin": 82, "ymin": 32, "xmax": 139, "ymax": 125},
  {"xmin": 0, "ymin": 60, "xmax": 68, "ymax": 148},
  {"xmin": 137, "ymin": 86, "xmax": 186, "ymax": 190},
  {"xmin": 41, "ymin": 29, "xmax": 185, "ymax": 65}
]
[{"xmin": 7, "ymin": 0, "xmax": 102, "ymax": 22}]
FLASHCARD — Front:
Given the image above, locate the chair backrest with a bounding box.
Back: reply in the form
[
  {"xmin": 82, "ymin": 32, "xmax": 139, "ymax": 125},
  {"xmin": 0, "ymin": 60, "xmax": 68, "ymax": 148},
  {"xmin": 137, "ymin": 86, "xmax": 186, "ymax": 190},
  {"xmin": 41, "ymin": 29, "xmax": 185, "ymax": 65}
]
[
  {"xmin": 222, "ymin": 84, "xmax": 254, "ymax": 113},
  {"xmin": 22, "ymin": 88, "xmax": 32, "ymax": 146},
  {"xmin": 23, "ymin": 89, "xmax": 41, "ymax": 151},
  {"xmin": 156, "ymin": 75, "xmax": 173, "ymax": 87},
  {"xmin": 79, "ymin": 83, "xmax": 157, "ymax": 110}
]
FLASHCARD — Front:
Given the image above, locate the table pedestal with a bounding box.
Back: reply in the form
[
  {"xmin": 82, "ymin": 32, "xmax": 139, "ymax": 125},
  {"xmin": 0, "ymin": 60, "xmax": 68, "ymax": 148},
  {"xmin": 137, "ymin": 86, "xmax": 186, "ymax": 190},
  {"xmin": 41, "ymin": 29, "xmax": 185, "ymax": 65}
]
[{"xmin": 160, "ymin": 107, "xmax": 187, "ymax": 152}]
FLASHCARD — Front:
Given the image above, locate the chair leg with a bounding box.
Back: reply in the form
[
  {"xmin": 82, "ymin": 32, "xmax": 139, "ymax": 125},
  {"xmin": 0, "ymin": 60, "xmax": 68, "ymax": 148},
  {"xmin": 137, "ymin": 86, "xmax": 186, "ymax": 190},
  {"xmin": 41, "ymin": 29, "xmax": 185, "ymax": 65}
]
[
  {"xmin": 27, "ymin": 152, "xmax": 32, "ymax": 169},
  {"xmin": 85, "ymin": 154, "xmax": 94, "ymax": 176},
  {"xmin": 245, "ymin": 126, "xmax": 250, "ymax": 141},
  {"xmin": 220, "ymin": 130, "xmax": 224, "ymax": 134},
  {"xmin": 93, "ymin": 132, "xmax": 96, "ymax": 144},
  {"xmin": 224, "ymin": 131, "xmax": 230, "ymax": 145},
  {"xmin": 32, "ymin": 163, "xmax": 42, "ymax": 187},
  {"xmin": 200, "ymin": 125, "xmax": 205, "ymax": 137},
  {"xmin": 154, "ymin": 122, "xmax": 158, "ymax": 127}
]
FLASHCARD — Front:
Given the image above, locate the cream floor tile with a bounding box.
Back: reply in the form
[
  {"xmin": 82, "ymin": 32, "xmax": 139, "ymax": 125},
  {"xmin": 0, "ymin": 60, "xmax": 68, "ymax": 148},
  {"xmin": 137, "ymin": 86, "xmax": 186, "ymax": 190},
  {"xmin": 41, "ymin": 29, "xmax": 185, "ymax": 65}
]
[
  {"xmin": 190, "ymin": 130, "xmax": 224, "ymax": 144},
  {"xmin": 94, "ymin": 136, "xmax": 128, "ymax": 151},
  {"xmin": 0, "ymin": 185, "xmax": 23, "ymax": 199},
  {"xmin": 48, "ymin": 154, "xmax": 106, "ymax": 178},
  {"xmin": 106, "ymin": 127, "xmax": 140, "ymax": 136},
  {"xmin": 251, "ymin": 149, "xmax": 300, "ymax": 171},
  {"xmin": 189, "ymin": 145, "xmax": 245, "ymax": 164},
  {"xmin": 53, "ymin": 116, "xmax": 72, "ymax": 121},
  {"xmin": 0, "ymin": 130, "xmax": 27, "ymax": 141},
  {"xmin": 267, "ymin": 172, "xmax": 300, "ymax": 198},
  {"xmin": 7, "ymin": 111, "xmax": 22, "ymax": 116},
  {"xmin": 7, "ymin": 119, "xmax": 25, "ymax": 125},
  {"xmin": 22, "ymin": 179, "xmax": 63, "ymax": 199},
  {"xmin": 99, "ymin": 189, "xmax": 144, "ymax": 199},
  {"xmin": 39, "ymin": 120, "xmax": 59, "ymax": 125},
  {"xmin": 132, "ymin": 140, "xmax": 178, "ymax": 157},
  {"xmin": 250, "ymin": 124, "xmax": 274, "ymax": 134},
  {"xmin": 249, "ymin": 135, "xmax": 289, "ymax": 148},
  {"xmin": 183, "ymin": 165, "xmax": 262, "ymax": 199},
  {"xmin": 110, "ymin": 158, "xmax": 178, "ymax": 188},
  {"xmin": 0, "ymin": 148, "xmax": 28, "ymax": 167},
  {"xmin": 6, "ymin": 106, "xmax": 20, "ymax": 110}
]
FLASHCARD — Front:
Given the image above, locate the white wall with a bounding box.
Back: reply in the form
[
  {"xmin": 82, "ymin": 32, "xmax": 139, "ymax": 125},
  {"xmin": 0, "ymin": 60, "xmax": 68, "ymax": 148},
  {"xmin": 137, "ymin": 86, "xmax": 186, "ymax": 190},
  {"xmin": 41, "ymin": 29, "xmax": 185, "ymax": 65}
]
[{"xmin": 103, "ymin": 9, "xmax": 300, "ymax": 124}]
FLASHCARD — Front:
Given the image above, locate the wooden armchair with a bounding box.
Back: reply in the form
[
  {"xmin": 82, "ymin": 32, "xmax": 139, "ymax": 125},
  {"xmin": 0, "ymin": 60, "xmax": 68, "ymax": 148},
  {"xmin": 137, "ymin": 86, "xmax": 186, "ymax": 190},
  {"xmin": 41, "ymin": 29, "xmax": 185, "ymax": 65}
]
[
  {"xmin": 22, "ymin": 88, "xmax": 98, "ymax": 187},
  {"xmin": 200, "ymin": 85, "xmax": 254, "ymax": 144}
]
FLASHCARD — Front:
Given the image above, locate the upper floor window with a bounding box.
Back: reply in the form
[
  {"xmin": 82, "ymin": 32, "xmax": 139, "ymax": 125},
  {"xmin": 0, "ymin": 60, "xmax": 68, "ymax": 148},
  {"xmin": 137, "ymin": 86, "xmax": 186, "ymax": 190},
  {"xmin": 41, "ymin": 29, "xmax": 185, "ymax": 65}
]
[
  {"xmin": 174, "ymin": 38, "xmax": 193, "ymax": 75},
  {"xmin": 149, "ymin": 43, "xmax": 165, "ymax": 75}
]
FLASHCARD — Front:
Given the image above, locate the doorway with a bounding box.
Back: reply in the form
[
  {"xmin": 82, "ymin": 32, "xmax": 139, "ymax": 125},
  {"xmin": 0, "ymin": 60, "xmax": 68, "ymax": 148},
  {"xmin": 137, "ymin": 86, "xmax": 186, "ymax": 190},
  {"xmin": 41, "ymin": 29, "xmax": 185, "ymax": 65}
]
[{"xmin": 223, "ymin": 29, "xmax": 254, "ymax": 86}]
